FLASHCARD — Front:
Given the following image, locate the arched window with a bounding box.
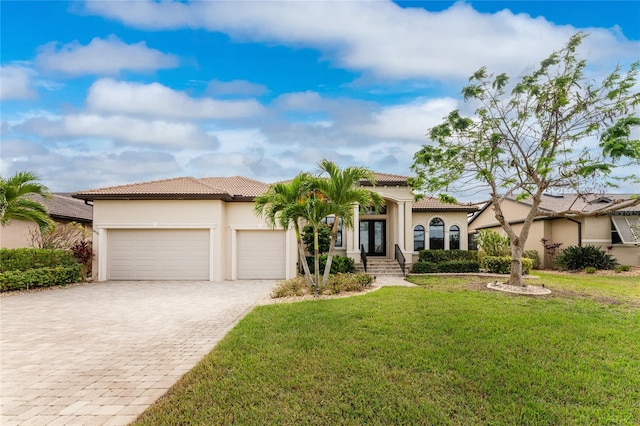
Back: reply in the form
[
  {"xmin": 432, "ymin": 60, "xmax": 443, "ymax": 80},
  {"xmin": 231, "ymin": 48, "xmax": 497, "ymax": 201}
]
[
  {"xmin": 429, "ymin": 218, "xmax": 445, "ymax": 250},
  {"xmin": 414, "ymin": 225, "xmax": 425, "ymax": 251},
  {"xmin": 449, "ymin": 225, "xmax": 460, "ymax": 250}
]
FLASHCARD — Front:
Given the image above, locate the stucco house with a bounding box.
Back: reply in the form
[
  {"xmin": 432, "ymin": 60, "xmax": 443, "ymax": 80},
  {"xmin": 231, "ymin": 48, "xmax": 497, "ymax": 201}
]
[
  {"xmin": 468, "ymin": 194, "xmax": 640, "ymax": 267},
  {"xmin": 72, "ymin": 173, "xmax": 477, "ymax": 281},
  {"xmin": 0, "ymin": 193, "xmax": 93, "ymax": 249}
]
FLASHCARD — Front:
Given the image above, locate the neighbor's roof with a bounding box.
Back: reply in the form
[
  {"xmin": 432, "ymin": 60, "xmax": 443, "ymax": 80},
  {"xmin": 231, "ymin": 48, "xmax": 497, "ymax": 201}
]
[
  {"xmin": 412, "ymin": 197, "xmax": 479, "ymax": 212},
  {"xmin": 469, "ymin": 193, "xmax": 640, "ymax": 225},
  {"xmin": 73, "ymin": 176, "xmax": 269, "ymax": 201},
  {"xmin": 30, "ymin": 193, "xmax": 93, "ymax": 223}
]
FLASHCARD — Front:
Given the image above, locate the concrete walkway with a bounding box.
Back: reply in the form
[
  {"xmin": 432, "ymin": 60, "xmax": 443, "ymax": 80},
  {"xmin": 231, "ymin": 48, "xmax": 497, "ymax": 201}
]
[{"xmin": 0, "ymin": 280, "xmax": 277, "ymax": 426}]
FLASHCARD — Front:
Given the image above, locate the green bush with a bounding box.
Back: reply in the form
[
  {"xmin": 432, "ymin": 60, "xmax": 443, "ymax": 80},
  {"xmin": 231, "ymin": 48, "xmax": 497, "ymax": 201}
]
[
  {"xmin": 306, "ymin": 255, "xmax": 355, "ymax": 274},
  {"xmin": 436, "ymin": 260, "xmax": 480, "ymax": 273},
  {"xmin": 418, "ymin": 249, "xmax": 477, "ymax": 263},
  {"xmin": 0, "ymin": 248, "xmax": 78, "ymax": 272},
  {"xmin": 523, "ymin": 250, "xmax": 542, "ymax": 270},
  {"xmin": 481, "ymin": 256, "xmax": 533, "ymax": 275},
  {"xmin": 271, "ymin": 276, "xmax": 308, "ymax": 298},
  {"xmin": 411, "ymin": 261, "xmax": 438, "ymax": 273},
  {"xmin": 0, "ymin": 265, "xmax": 82, "ymax": 292},
  {"xmin": 554, "ymin": 245, "xmax": 619, "ymax": 271},
  {"xmin": 474, "ymin": 230, "xmax": 510, "ymax": 256},
  {"xmin": 615, "ymin": 265, "xmax": 631, "ymax": 273},
  {"xmin": 584, "ymin": 266, "xmax": 597, "ymax": 274}
]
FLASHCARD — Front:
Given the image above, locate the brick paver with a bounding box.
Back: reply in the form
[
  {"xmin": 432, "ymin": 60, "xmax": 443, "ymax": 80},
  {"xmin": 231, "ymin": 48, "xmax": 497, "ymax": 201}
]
[{"xmin": 0, "ymin": 280, "xmax": 276, "ymax": 425}]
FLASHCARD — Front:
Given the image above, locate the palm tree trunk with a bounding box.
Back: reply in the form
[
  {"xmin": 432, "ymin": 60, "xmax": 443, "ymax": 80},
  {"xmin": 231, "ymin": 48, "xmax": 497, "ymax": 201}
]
[
  {"xmin": 314, "ymin": 228, "xmax": 321, "ymax": 294},
  {"xmin": 321, "ymin": 219, "xmax": 339, "ymax": 286}
]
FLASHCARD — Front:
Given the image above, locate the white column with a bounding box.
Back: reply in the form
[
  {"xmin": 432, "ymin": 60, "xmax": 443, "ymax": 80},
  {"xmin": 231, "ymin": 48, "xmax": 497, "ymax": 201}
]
[
  {"xmin": 98, "ymin": 227, "xmax": 107, "ymax": 281},
  {"xmin": 351, "ymin": 205, "xmax": 360, "ymax": 255},
  {"xmin": 398, "ymin": 202, "xmax": 405, "ymax": 252},
  {"xmin": 231, "ymin": 228, "xmax": 237, "ymax": 280}
]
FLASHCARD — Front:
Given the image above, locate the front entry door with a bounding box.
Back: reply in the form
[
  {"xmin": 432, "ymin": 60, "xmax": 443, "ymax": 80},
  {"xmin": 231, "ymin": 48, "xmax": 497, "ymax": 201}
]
[{"xmin": 360, "ymin": 220, "xmax": 386, "ymax": 256}]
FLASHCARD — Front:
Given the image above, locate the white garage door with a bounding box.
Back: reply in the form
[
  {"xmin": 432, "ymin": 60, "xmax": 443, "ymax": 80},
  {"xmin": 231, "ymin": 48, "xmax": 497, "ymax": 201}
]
[
  {"xmin": 108, "ymin": 229, "xmax": 210, "ymax": 280},
  {"xmin": 237, "ymin": 230, "xmax": 286, "ymax": 279}
]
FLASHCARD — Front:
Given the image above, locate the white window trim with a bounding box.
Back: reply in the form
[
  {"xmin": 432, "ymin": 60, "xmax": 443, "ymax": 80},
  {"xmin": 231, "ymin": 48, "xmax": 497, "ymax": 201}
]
[{"xmin": 611, "ymin": 216, "xmax": 640, "ymax": 245}]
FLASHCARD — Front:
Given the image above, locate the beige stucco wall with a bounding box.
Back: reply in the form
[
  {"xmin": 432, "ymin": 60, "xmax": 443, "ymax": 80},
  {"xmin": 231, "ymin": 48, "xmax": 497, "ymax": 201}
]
[
  {"xmin": 1, "ymin": 220, "xmax": 92, "ymax": 249},
  {"xmin": 411, "ymin": 211, "xmax": 470, "ymax": 263},
  {"xmin": 92, "ymin": 199, "xmax": 299, "ymax": 281},
  {"xmin": 1, "ymin": 220, "xmax": 37, "ymax": 248}
]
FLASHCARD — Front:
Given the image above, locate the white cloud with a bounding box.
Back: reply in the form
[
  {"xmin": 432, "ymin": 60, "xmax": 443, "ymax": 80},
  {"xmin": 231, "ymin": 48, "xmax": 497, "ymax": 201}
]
[
  {"xmin": 84, "ymin": 1, "xmax": 640, "ymax": 80},
  {"xmin": 86, "ymin": 79, "xmax": 264, "ymax": 119},
  {"xmin": 35, "ymin": 35, "xmax": 179, "ymax": 75},
  {"xmin": 0, "ymin": 65, "xmax": 36, "ymax": 100},
  {"xmin": 16, "ymin": 113, "xmax": 218, "ymax": 149}
]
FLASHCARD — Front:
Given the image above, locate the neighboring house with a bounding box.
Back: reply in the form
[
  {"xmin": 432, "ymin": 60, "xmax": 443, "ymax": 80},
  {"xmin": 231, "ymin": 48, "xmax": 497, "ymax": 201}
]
[
  {"xmin": 468, "ymin": 194, "xmax": 640, "ymax": 267},
  {"xmin": 0, "ymin": 193, "xmax": 93, "ymax": 249},
  {"xmin": 73, "ymin": 174, "xmax": 477, "ymax": 282}
]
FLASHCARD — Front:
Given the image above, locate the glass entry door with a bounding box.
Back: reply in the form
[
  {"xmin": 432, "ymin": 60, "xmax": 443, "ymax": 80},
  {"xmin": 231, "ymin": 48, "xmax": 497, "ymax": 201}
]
[{"xmin": 360, "ymin": 220, "xmax": 386, "ymax": 256}]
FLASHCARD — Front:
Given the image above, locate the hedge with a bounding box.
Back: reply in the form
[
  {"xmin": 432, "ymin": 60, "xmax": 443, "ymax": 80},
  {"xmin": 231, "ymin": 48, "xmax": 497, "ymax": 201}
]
[
  {"xmin": 418, "ymin": 249, "xmax": 477, "ymax": 263},
  {"xmin": 410, "ymin": 260, "xmax": 479, "ymax": 274},
  {"xmin": 0, "ymin": 248, "xmax": 78, "ymax": 272},
  {"xmin": 306, "ymin": 255, "xmax": 356, "ymax": 274},
  {"xmin": 0, "ymin": 265, "xmax": 82, "ymax": 292},
  {"xmin": 480, "ymin": 256, "xmax": 533, "ymax": 275}
]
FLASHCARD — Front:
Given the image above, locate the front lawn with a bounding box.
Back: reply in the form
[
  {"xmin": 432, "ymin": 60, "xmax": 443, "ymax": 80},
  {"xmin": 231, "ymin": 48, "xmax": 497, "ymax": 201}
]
[{"xmin": 134, "ymin": 275, "xmax": 640, "ymax": 425}]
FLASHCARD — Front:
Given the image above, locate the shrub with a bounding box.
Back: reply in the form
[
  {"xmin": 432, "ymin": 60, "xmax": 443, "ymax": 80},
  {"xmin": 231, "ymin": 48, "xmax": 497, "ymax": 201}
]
[
  {"xmin": 0, "ymin": 265, "xmax": 82, "ymax": 292},
  {"xmin": 584, "ymin": 266, "xmax": 597, "ymax": 274},
  {"xmin": 271, "ymin": 276, "xmax": 309, "ymax": 298},
  {"xmin": 71, "ymin": 240, "xmax": 93, "ymax": 281},
  {"xmin": 0, "ymin": 248, "xmax": 78, "ymax": 272},
  {"xmin": 523, "ymin": 250, "xmax": 542, "ymax": 270},
  {"xmin": 615, "ymin": 265, "xmax": 631, "ymax": 273},
  {"xmin": 554, "ymin": 245, "xmax": 619, "ymax": 271},
  {"xmin": 475, "ymin": 230, "xmax": 510, "ymax": 257},
  {"xmin": 481, "ymin": 256, "xmax": 533, "ymax": 275},
  {"xmin": 271, "ymin": 273, "xmax": 374, "ymax": 298},
  {"xmin": 302, "ymin": 223, "xmax": 331, "ymax": 254},
  {"xmin": 324, "ymin": 273, "xmax": 373, "ymax": 295},
  {"xmin": 411, "ymin": 261, "xmax": 438, "ymax": 273},
  {"xmin": 29, "ymin": 221, "xmax": 89, "ymax": 250},
  {"xmin": 436, "ymin": 260, "xmax": 480, "ymax": 273},
  {"xmin": 306, "ymin": 255, "xmax": 355, "ymax": 274},
  {"xmin": 418, "ymin": 249, "xmax": 477, "ymax": 263}
]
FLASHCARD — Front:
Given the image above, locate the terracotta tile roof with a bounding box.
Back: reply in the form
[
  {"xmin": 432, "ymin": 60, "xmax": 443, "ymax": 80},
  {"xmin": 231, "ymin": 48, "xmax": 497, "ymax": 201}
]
[
  {"xmin": 199, "ymin": 176, "xmax": 270, "ymax": 198},
  {"xmin": 30, "ymin": 193, "xmax": 93, "ymax": 222},
  {"xmin": 74, "ymin": 177, "xmax": 229, "ymax": 200},
  {"xmin": 412, "ymin": 197, "xmax": 479, "ymax": 212},
  {"xmin": 73, "ymin": 176, "xmax": 269, "ymax": 201},
  {"xmin": 369, "ymin": 172, "xmax": 409, "ymax": 185}
]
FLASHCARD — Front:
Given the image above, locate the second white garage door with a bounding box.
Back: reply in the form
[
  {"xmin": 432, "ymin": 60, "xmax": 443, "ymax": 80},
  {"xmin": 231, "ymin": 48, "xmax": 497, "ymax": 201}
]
[
  {"xmin": 108, "ymin": 229, "xmax": 210, "ymax": 280},
  {"xmin": 237, "ymin": 230, "xmax": 286, "ymax": 279}
]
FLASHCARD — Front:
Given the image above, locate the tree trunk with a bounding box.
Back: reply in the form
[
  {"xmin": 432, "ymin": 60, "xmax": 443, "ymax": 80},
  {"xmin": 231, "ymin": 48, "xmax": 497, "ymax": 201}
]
[
  {"xmin": 507, "ymin": 243, "xmax": 525, "ymax": 287},
  {"xmin": 314, "ymin": 228, "xmax": 321, "ymax": 295},
  {"xmin": 320, "ymin": 219, "xmax": 340, "ymax": 286}
]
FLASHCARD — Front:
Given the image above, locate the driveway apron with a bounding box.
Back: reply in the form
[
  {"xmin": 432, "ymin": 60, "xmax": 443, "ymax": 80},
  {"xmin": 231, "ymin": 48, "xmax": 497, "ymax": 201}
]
[{"xmin": 0, "ymin": 280, "xmax": 276, "ymax": 426}]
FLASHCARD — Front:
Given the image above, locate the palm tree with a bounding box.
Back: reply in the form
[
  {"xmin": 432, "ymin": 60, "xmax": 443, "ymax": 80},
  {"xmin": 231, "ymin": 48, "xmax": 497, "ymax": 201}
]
[
  {"xmin": 254, "ymin": 173, "xmax": 315, "ymax": 287},
  {"xmin": 315, "ymin": 160, "xmax": 384, "ymax": 286},
  {"xmin": 0, "ymin": 171, "xmax": 53, "ymax": 231}
]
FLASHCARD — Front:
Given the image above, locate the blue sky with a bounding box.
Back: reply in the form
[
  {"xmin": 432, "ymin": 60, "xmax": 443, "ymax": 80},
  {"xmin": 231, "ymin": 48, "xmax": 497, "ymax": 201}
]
[{"xmin": 1, "ymin": 1, "xmax": 639, "ymax": 196}]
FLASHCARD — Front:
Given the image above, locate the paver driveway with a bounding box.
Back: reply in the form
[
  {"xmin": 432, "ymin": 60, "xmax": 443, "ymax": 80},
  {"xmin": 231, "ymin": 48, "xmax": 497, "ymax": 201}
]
[{"xmin": 0, "ymin": 280, "xmax": 277, "ymax": 426}]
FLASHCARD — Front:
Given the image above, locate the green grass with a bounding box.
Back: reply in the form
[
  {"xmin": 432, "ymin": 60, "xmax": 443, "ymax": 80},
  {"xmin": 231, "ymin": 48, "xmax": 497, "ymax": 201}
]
[{"xmin": 134, "ymin": 277, "xmax": 640, "ymax": 425}]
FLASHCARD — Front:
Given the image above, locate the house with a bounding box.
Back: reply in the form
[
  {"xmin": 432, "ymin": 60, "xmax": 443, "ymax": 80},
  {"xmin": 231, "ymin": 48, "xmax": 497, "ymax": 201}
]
[
  {"xmin": 468, "ymin": 194, "xmax": 640, "ymax": 267},
  {"xmin": 72, "ymin": 174, "xmax": 477, "ymax": 281},
  {"xmin": 0, "ymin": 193, "xmax": 93, "ymax": 249}
]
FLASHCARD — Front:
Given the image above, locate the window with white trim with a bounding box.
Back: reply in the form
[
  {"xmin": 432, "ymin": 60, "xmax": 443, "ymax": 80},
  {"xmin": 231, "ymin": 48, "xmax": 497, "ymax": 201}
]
[
  {"xmin": 414, "ymin": 225, "xmax": 425, "ymax": 251},
  {"xmin": 611, "ymin": 216, "xmax": 640, "ymax": 245},
  {"xmin": 323, "ymin": 216, "xmax": 343, "ymax": 247},
  {"xmin": 429, "ymin": 218, "xmax": 445, "ymax": 250}
]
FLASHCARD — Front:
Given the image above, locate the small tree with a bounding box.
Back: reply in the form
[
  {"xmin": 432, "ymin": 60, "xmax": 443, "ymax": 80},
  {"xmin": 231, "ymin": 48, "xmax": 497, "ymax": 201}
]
[
  {"xmin": 30, "ymin": 221, "xmax": 89, "ymax": 250},
  {"xmin": 411, "ymin": 33, "xmax": 639, "ymax": 286},
  {"xmin": 475, "ymin": 229, "xmax": 510, "ymax": 257}
]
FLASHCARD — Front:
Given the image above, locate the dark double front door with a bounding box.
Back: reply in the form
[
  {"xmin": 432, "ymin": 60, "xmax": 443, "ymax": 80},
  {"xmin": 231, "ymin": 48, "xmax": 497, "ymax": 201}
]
[{"xmin": 360, "ymin": 220, "xmax": 386, "ymax": 256}]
